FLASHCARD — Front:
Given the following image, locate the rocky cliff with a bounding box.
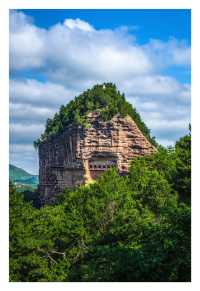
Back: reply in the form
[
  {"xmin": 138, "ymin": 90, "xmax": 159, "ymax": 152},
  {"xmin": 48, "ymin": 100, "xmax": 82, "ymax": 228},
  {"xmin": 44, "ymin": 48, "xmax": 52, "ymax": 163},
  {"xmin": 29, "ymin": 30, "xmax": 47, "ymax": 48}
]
[{"xmin": 39, "ymin": 112, "xmax": 156, "ymax": 203}]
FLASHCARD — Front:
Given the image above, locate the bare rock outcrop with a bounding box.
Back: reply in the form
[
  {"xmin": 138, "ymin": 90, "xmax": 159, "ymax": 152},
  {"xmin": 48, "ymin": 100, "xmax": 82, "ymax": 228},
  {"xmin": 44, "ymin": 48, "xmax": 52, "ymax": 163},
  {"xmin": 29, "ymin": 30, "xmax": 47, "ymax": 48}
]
[{"xmin": 38, "ymin": 112, "xmax": 156, "ymax": 203}]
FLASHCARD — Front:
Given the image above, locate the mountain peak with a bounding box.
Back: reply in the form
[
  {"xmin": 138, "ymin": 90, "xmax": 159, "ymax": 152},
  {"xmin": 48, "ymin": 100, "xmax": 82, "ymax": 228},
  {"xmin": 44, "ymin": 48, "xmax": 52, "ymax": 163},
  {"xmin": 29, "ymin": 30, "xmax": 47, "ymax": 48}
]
[{"xmin": 34, "ymin": 83, "xmax": 157, "ymax": 148}]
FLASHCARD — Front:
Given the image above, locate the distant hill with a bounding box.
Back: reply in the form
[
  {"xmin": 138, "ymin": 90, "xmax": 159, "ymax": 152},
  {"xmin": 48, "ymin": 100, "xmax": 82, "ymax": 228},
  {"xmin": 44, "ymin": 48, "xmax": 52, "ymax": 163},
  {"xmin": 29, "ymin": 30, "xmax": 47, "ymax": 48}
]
[{"xmin": 9, "ymin": 164, "xmax": 38, "ymax": 190}]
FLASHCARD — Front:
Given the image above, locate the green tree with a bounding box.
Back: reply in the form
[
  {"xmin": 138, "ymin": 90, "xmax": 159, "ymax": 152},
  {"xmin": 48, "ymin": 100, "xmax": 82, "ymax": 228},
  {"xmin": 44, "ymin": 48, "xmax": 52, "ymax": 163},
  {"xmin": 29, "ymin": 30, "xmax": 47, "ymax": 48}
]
[
  {"xmin": 9, "ymin": 184, "xmax": 70, "ymax": 281},
  {"xmin": 34, "ymin": 83, "xmax": 156, "ymax": 147},
  {"xmin": 10, "ymin": 132, "xmax": 191, "ymax": 282},
  {"xmin": 174, "ymin": 134, "xmax": 191, "ymax": 203}
]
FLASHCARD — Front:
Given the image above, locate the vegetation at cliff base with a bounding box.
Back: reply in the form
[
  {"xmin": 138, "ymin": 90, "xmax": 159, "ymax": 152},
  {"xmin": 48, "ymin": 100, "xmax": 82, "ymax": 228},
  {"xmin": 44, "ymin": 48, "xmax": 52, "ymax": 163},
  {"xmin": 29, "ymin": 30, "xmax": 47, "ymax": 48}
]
[
  {"xmin": 10, "ymin": 133, "xmax": 191, "ymax": 282},
  {"xmin": 34, "ymin": 83, "xmax": 156, "ymax": 147}
]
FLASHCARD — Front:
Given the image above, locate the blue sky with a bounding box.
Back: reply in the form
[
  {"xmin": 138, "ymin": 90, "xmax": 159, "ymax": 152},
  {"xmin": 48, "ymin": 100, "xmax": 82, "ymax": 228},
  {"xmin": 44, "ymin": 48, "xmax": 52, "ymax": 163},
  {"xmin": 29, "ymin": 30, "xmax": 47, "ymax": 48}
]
[
  {"xmin": 21, "ymin": 9, "xmax": 191, "ymax": 42},
  {"xmin": 10, "ymin": 9, "xmax": 191, "ymax": 174}
]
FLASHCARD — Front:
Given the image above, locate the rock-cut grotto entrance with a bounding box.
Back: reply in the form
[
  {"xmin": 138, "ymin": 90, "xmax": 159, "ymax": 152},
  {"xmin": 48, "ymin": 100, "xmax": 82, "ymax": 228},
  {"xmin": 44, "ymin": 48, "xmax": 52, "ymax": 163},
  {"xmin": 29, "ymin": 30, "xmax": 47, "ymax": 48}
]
[{"xmin": 88, "ymin": 152, "xmax": 118, "ymax": 180}]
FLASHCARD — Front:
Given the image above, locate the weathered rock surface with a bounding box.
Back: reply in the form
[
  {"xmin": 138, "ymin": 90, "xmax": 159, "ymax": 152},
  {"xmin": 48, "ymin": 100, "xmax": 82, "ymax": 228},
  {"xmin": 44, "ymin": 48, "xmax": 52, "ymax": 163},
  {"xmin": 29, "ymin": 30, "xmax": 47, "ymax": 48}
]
[{"xmin": 38, "ymin": 113, "xmax": 156, "ymax": 203}]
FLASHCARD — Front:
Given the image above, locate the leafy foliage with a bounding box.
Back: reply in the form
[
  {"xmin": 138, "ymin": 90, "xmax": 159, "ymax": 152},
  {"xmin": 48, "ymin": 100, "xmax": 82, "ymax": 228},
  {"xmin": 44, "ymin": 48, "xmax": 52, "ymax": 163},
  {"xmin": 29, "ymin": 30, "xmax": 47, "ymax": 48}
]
[
  {"xmin": 174, "ymin": 133, "xmax": 191, "ymax": 203},
  {"xmin": 10, "ymin": 133, "xmax": 191, "ymax": 282},
  {"xmin": 34, "ymin": 83, "xmax": 157, "ymax": 147}
]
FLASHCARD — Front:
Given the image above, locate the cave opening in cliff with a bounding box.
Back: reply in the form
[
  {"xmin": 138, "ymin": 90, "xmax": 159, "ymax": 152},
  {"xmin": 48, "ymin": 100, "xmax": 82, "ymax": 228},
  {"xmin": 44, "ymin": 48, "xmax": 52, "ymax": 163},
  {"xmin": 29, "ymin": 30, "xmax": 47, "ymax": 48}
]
[{"xmin": 88, "ymin": 152, "xmax": 118, "ymax": 179}]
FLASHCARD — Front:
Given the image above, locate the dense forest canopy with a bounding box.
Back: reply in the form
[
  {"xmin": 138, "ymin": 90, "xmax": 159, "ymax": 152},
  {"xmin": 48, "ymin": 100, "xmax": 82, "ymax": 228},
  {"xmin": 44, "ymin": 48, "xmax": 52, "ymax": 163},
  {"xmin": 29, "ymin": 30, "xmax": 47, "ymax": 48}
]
[
  {"xmin": 34, "ymin": 83, "xmax": 157, "ymax": 147},
  {"xmin": 10, "ymin": 132, "xmax": 191, "ymax": 282}
]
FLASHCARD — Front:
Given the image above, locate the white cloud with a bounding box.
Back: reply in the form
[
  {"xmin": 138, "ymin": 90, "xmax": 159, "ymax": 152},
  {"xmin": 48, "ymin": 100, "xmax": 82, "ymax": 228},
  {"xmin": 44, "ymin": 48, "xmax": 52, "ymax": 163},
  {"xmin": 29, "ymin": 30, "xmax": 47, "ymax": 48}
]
[
  {"xmin": 10, "ymin": 11, "xmax": 190, "ymax": 82},
  {"xmin": 10, "ymin": 11, "xmax": 46, "ymax": 70},
  {"xmin": 10, "ymin": 123, "xmax": 45, "ymax": 143},
  {"xmin": 9, "ymin": 11, "xmax": 191, "ymax": 173},
  {"xmin": 120, "ymin": 75, "xmax": 188, "ymax": 97},
  {"xmin": 10, "ymin": 79, "xmax": 75, "ymax": 107},
  {"xmin": 9, "ymin": 10, "xmax": 33, "ymax": 33},
  {"xmin": 172, "ymin": 46, "xmax": 191, "ymax": 66},
  {"xmin": 144, "ymin": 38, "xmax": 191, "ymax": 68},
  {"xmin": 147, "ymin": 119, "xmax": 189, "ymax": 131},
  {"xmin": 10, "ymin": 103, "xmax": 55, "ymax": 124},
  {"xmin": 43, "ymin": 23, "xmax": 152, "ymax": 85},
  {"xmin": 64, "ymin": 18, "xmax": 94, "ymax": 32},
  {"xmin": 9, "ymin": 11, "xmax": 153, "ymax": 81},
  {"xmin": 119, "ymin": 74, "xmax": 190, "ymax": 144}
]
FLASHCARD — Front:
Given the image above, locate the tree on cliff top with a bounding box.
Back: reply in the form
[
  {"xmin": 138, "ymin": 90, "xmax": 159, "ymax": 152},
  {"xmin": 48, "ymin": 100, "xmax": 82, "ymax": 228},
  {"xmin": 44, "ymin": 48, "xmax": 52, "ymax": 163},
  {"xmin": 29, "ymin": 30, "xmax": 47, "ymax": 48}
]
[{"xmin": 34, "ymin": 83, "xmax": 157, "ymax": 147}]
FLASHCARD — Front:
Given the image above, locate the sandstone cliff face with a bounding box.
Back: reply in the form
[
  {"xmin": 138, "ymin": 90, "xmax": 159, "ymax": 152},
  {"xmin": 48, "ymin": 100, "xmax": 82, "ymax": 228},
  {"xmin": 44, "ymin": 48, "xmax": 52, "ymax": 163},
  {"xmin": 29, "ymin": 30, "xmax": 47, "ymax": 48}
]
[{"xmin": 39, "ymin": 113, "xmax": 156, "ymax": 203}]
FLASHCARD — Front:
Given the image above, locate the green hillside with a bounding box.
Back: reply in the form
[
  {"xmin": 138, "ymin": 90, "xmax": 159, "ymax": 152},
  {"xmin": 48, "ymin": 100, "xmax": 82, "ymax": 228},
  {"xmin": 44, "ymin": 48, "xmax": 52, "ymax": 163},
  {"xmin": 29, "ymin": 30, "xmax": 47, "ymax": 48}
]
[
  {"xmin": 9, "ymin": 164, "xmax": 32, "ymax": 181},
  {"xmin": 34, "ymin": 83, "xmax": 157, "ymax": 147},
  {"xmin": 9, "ymin": 164, "xmax": 38, "ymax": 186}
]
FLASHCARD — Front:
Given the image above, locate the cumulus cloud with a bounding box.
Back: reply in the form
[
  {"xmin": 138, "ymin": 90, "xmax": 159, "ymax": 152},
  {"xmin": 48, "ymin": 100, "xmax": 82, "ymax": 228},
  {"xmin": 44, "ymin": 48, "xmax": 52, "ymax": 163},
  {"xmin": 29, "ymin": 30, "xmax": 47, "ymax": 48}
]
[
  {"xmin": 10, "ymin": 11, "xmax": 190, "ymax": 85},
  {"xmin": 119, "ymin": 74, "xmax": 190, "ymax": 145},
  {"xmin": 10, "ymin": 123, "xmax": 45, "ymax": 144},
  {"xmin": 9, "ymin": 10, "xmax": 152, "ymax": 83},
  {"xmin": 10, "ymin": 11, "xmax": 46, "ymax": 70},
  {"xmin": 64, "ymin": 18, "xmax": 94, "ymax": 31},
  {"xmin": 120, "ymin": 75, "xmax": 190, "ymax": 98},
  {"xmin": 144, "ymin": 38, "xmax": 191, "ymax": 69},
  {"xmin": 9, "ymin": 79, "xmax": 77, "ymax": 163},
  {"xmin": 10, "ymin": 79, "xmax": 75, "ymax": 107},
  {"xmin": 10, "ymin": 103, "xmax": 55, "ymax": 124},
  {"xmin": 9, "ymin": 10, "xmax": 191, "ymax": 173}
]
